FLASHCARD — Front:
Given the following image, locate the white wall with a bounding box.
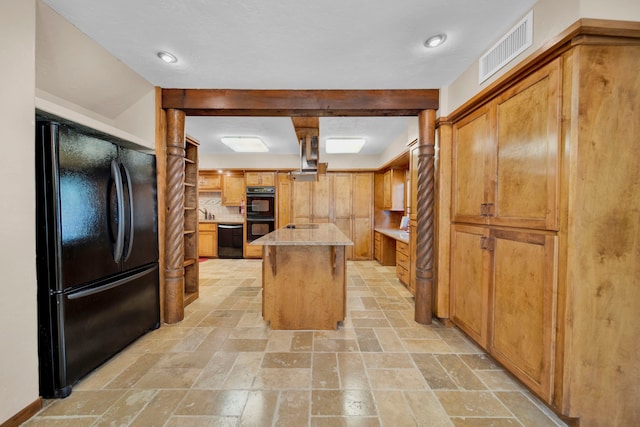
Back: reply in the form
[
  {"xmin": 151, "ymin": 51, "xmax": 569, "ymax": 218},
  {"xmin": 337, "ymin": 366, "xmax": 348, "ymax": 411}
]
[{"xmin": 0, "ymin": 0, "xmax": 39, "ymax": 424}]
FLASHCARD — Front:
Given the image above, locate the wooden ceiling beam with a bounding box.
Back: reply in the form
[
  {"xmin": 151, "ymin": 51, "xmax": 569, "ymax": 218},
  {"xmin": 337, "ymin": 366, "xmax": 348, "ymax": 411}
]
[{"xmin": 161, "ymin": 89, "xmax": 439, "ymax": 116}]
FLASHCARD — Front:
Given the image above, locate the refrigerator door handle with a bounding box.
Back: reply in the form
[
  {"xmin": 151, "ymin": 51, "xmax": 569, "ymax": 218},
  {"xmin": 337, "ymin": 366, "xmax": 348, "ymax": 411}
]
[
  {"xmin": 121, "ymin": 163, "xmax": 135, "ymax": 262},
  {"xmin": 67, "ymin": 266, "xmax": 156, "ymax": 299},
  {"xmin": 111, "ymin": 160, "xmax": 125, "ymax": 263}
]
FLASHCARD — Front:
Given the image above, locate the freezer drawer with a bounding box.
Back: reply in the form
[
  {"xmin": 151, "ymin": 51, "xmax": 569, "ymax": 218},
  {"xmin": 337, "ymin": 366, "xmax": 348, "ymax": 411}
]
[{"xmin": 40, "ymin": 265, "xmax": 159, "ymax": 398}]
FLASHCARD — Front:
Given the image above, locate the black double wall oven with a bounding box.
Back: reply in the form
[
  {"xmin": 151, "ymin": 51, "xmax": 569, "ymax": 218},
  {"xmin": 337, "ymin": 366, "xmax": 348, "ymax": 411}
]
[{"xmin": 246, "ymin": 186, "xmax": 275, "ymax": 242}]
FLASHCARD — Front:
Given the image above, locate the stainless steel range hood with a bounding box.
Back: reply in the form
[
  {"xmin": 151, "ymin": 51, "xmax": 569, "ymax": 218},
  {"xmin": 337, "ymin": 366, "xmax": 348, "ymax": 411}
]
[{"xmin": 289, "ymin": 118, "xmax": 327, "ymax": 181}]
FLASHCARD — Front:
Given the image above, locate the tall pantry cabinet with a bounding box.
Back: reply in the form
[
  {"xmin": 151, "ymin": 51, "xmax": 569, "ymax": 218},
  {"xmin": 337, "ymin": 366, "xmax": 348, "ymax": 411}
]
[
  {"xmin": 286, "ymin": 172, "xmax": 373, "ymax": 260},
  {"xmin": 445, "ymin": 21, "xmax": 640, "ymax": 426}
]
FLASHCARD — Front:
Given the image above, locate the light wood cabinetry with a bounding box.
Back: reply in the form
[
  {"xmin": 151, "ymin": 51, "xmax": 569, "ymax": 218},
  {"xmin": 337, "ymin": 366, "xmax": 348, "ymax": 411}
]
[
  {"xmin": 446, "ymin": 23, "xmax": 640, "ymax": 425},
  {"xmin": 353, "ymin": 174, "xmax": 374, "ymax": 260},
  {"xmin": 277, "ymin": 173, "xmax": 291, "ymax": 228},
  {"xmin": 382, "ymin": 168, "xmax": 405, "ymax": 211},
  {"xmin": 245, "ymin": 171, "xmax": 275, "ymax": 186},
  {"xmin": 286, "ymin": 173, "xmax": 373, "ymax": 260},
  {"xmin": 490, "ymin": 228, "xmax": 556, "ymax": 401},
  {"xmin": 450, "ymin": 225, "xmax": 489, "ymax": 347},
  {"xmin": 450, "ymin": 224, "xmax": 556, "ymax": 401},
  {"xmin": 374, "ymin": 231, "xmax": 396, "ymax": 266},
  {"xmin": 452, "ymin": 60, "xmax": 560, "ymax": 231},
  {"xmin": 198, "ymin": 223, "xmax": 217, "ymax": 257},
  {"xmin": 244, "ymin": 243, "xmax": 262, "ymax": 258},
  {"xmin": 333, "ymin": 173, "xmax": 353, "ymax": 259},
  {"xmin": 395, "ymin": 240, "xmax": 410, "ymax": 286},
  {"xmin": 221, "ymin": 174, "xmax": 245, "ymax": 206},
  {"xmin": 183, "ymin": 136, "xmax": 199, "ymax": 306},
  {"xmin": 292, "ymin": 174, "xmax": 330, "ymax": 223},
  {"xmin": 198, "ymin": 171, "xmax": 221, "ymax": 191}
]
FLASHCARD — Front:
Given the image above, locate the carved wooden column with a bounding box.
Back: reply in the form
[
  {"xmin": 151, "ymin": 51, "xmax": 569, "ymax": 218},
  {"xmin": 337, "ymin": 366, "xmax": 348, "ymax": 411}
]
[
  {"xmin": 415, "ymin": 109, "xmax": 437, "ymax": 325},
  {"xmin": 164, "ymin": 109, "xmax": 186, "ymax": 324}
]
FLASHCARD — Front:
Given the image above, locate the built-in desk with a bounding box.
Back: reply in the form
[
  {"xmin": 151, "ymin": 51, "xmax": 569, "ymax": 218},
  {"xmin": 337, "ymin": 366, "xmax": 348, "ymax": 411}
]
[
  {"xmin": 374, "ymin": 228, "xmax": 411, "ymax": 288},
  {"xmin": 251, "ymin": 223, "xmax": 353, "ymax": 330}
]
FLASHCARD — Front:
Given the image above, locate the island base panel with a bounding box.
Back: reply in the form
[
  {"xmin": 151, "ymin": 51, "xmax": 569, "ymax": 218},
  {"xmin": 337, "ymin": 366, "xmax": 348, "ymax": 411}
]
[{"xmin": 262, "ymin": 245, "xmax": 346, "ymax": 330}]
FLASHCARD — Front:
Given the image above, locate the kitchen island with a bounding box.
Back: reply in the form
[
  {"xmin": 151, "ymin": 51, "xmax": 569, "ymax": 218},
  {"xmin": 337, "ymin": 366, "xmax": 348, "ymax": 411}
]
[{"xmin": 251, "ymin": 223, "xmax": 353, "ymax": 330}]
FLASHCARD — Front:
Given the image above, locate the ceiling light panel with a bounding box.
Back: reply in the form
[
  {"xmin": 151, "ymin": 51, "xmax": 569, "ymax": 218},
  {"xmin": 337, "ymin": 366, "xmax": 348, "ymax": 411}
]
[
  {"xmin": 325, "ymin": 138, "xmax": 366, "ymax": 154},
  {"xmin": 220, "ymin": 136, "xmax": 268, "ymax": 152}
]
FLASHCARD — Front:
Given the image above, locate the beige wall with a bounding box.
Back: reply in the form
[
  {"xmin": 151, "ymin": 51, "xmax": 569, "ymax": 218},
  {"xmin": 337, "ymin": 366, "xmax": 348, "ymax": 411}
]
[
  {"xmin": 0, "ymin": 1, "xmax": 155, "ymax": 423},
  {"xmin": 442, "ymin": 0, "xmax": 640, "ymax": 116},
  {"xmin": 0, "ymin": 0, "xmax": 39, "ymax": 423},
  {"xmin": 35, "ymin": 0, "xmax": 155, "ymax": 147}
]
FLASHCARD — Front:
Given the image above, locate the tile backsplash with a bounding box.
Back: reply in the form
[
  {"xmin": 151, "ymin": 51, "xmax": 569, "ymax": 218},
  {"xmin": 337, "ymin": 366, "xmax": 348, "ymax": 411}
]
[{"xmin": 199, "ymin": 192, "xmax": 244, "ymax": 221}]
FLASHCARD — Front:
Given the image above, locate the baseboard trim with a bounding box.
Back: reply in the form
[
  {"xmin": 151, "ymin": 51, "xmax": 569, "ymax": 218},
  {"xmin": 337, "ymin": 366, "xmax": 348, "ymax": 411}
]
[{"xmin": 0, "ymin": 398, "xmax": 42, "ymax": 427}]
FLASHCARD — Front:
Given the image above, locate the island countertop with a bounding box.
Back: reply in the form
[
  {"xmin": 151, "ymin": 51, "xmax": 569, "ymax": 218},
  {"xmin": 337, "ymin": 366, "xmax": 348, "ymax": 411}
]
[{"xmin": 251, "ymin": 223, "xmax": 353, "ymax": 246}]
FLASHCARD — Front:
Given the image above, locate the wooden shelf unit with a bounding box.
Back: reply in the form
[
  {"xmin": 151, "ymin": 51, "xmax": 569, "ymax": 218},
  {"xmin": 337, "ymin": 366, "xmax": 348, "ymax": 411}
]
[{"xmin": 183, "ymin": 135, "xmax": 199, "ymax": 307}]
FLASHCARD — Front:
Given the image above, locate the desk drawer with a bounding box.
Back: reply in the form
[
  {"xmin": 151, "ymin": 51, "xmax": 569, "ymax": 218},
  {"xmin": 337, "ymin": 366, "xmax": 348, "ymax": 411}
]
[
  {"xmin": 396, "ymin": 264, "xmax": 409, "ymax": 285},
  {"xmin": 396, "ymin": 240, "xmax": 409, "ymax": 255},
  {"xmin": 396, "ymin": 251, "xmax": 409, "ymax": 270}
]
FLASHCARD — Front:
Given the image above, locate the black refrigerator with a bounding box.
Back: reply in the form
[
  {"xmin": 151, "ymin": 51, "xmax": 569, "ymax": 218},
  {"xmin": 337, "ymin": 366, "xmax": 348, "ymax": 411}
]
[{"xmin": 35, "ymin": 118, "xmax": 160, "ymax": 398}]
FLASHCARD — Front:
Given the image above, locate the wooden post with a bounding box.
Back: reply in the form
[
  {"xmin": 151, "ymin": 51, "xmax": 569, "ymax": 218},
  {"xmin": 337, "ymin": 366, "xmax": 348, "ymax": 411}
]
[
  {"xmin": 164, "ymin": 109, "xmax": 186, "ymax": 324},
  {"xmin": 415, "ymin": 109, "xmax": 437, "ymax": 325}
]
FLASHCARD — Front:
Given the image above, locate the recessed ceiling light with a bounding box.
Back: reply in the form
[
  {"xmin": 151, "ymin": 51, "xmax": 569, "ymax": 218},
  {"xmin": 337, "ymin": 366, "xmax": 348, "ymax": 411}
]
[
  {"xmin": 221, "ymin": 137, "xmax": 268, "ymax": 153},
  {"xmin": 424, "ymin": 34, "xmax": 447, "ymax": 48},
  {"xmin": 326, "ymin": 138, "xmax": 366, "ymax": 154},
  {"xmin": 157, "ymin": 51, "xmax": 178, "ymax": 63}
]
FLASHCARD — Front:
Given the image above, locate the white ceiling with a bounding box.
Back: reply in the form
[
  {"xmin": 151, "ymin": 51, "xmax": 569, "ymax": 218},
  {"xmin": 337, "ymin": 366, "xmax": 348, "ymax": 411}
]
[{"xmin": 41, "ymin": 0, "xmax": 537, "ymax": 156}]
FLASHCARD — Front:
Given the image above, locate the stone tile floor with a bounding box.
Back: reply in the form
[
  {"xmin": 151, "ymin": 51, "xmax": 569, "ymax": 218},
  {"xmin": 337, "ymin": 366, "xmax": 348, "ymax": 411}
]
[{"xmin": 26, "ymin": 259, "xmax": 568, "ymax": 426}]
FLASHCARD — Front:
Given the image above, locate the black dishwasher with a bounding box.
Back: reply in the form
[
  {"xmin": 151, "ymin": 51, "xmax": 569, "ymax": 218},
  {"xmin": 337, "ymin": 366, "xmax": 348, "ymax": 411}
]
[{"xmin": 217, "ymin": 224, "xmax": 244, "ymax": 259}]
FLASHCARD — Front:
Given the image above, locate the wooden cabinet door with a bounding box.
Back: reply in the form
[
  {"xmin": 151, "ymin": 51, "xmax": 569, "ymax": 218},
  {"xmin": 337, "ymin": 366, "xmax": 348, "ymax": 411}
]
[
  {"xmin": 277, "ymin": 173, "xmax": 291, "ymax": 228},
  {"xmin": 292, "ymin": 180, "xmax": 312, "ymax": 223},
  {"xmin": 382, "ymin": 169, "xmax": 405, "ymax": 211},
  {"xmin": 312, "ymin": 174, "xmax": 331, "ymax": 222},
  {"xmin": 333, "ymin": 173, "xmax": 353, "ymax": 259},
  {"xmin": 383, "ymin": 170, "xmax": 391, "ymax": 209},
  {"xmin": 199, "ymin": 171, "xmax": 221, "ymax": 191},
  {"xmin": 246, "ymin": 172, "xmax": 275, "ymax": 186},
  {"xmin": 492, "ymin": 59, "xmax": 560, "ymax": 230},
  {"xmin": 450, "ymin": 224, "xmax": 491, "ymax": 348},
  {"xmin": 198, "ymin": 225, "xmax": 218, "ymax": 257},
  {"xmin": 489, "ymin": 229, "xmax": 556, "ymax": 401},
  {"xmin": 352, "ymin": 173, "xmax": 373, "ymax": 260},
  {"xmin": 198, "ymin": 231, "xmax": 216, "ymax": 257},
  {"xmin": 245, "ymin": 172, "xmax": 261, "ymax": 186},
  {"xmin": 452, "ymin": 103, "xmax": 494, "ymax": 224},
  {"xmin": 222, "ymin": 174, "xmax": 245, "ymax": 206}
]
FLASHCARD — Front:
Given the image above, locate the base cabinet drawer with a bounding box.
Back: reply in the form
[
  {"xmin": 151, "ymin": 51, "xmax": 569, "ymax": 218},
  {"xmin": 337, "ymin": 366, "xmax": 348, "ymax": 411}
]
[{"xmin": 396, "ymin": 264, "xmax": 409, "ymax": 285}]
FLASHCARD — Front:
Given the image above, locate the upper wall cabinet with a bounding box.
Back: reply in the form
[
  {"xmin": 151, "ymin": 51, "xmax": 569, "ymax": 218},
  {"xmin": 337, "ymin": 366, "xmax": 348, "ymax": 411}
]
[
  {"xmin": 383, "ymin": 169, "xmax": 406, "ymax": 211},
  {"xmin": 222, "ymin": 174, "xmax": 245, "ymax": 206},
  {"xmin": 246, "ymin": 172, "xmax": 275, "ymax": 187},
  {"xmin": 452, "ymin": 58, "xmax": 561, "ymax": 231},
  {"xmin": 198, "ymin": 171, "xmax": 221, "ymax": 191}
]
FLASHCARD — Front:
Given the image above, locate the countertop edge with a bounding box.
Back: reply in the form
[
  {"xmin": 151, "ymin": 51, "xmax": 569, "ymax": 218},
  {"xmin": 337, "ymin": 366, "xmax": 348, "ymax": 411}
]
[{"xmin": 375, "ymin": 228, "xmax": 410, "ymax": 244}]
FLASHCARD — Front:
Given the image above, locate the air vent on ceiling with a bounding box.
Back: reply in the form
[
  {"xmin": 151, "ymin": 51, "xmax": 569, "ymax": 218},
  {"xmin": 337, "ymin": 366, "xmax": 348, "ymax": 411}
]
[{"xmin": 479, "ymin": 11, "xmax": 533, "ymax": 84}]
